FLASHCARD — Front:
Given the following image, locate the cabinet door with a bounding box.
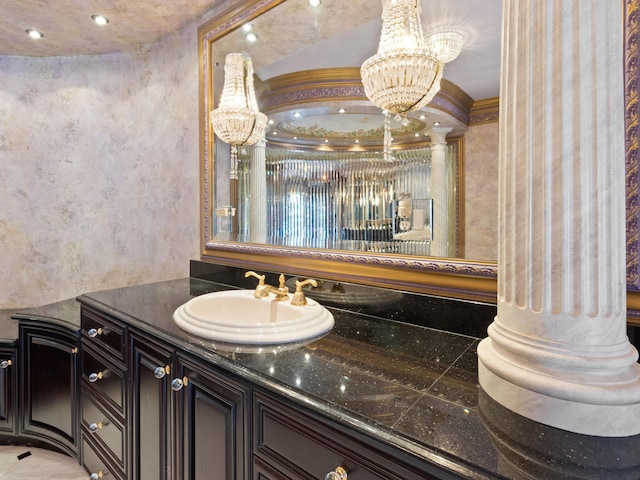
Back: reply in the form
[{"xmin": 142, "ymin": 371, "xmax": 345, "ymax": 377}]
[
  {"xmin": 174, "ymin": 354, "xmax": 250, "ymax": 480},
  {"xmin": 19, "ymin": 323, "xmax": 79, "ymax": 457},
  {"xmin": 130, "ymin": 333, "xmax": 173, "ymax": 480},
  {"xmin": 0, "ymin": 346, "xmax": 17, "ymax": 435}
]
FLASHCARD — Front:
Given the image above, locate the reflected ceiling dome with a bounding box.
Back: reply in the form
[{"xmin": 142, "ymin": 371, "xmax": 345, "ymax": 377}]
[
  {"xmin": 258, "ymin": 67, "xmax": 470, "ymax": 150},
  {"xmin": 265, "ymin": 104, "xmax": 463, "ymax": 149}
]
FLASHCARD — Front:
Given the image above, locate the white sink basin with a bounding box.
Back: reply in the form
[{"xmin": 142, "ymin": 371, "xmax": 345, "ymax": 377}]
[{"xmin": 173, "ymin": 290, "xmax": 334, "ymax": 345}]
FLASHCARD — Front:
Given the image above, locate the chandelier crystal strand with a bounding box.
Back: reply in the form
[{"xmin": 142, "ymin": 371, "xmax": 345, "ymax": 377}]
[{"xmin": 210, "ymin": 53, "xmax": 267, "ymax": 179}]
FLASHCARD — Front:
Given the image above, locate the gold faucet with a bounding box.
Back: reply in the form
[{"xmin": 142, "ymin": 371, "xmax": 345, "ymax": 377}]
[
  {"xmin": 291, "ymin": 278, "xmax": 318, "ymax": 306},
  {"xmin": 245, "ymin": 271, "xmax": 289, "ymax": 301},
  {"xmin": 245, "ymin": 271, "xmax": 269, "ymax": 298}
]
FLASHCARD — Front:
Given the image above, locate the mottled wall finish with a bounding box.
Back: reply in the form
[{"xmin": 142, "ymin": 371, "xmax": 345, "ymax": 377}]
[
  {"xmin": 464, "ymin": 122, "xmax": 499, "ymax": 261},
  {"xmin": 0, "ymin": 22, "xmax": 202, "ymax": 308}
]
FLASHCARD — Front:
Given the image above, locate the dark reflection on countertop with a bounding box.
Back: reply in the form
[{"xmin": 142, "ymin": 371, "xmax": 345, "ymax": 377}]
[
  {"xmin": 478, "ymin": 389, "xmax": 640, "ymax": 479},
  {"xmin": 22, "ymin": 276, "xmax": 636, "ymax": 480}
]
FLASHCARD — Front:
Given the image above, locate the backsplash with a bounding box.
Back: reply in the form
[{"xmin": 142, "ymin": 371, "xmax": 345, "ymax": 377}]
[{"xmin": 190, "ymin": 260, "xmax": 496, "ymax": 338}]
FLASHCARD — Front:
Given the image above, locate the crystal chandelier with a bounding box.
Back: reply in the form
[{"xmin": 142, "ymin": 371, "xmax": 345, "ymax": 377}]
[
  {"xmin": 361, "ymin": 0, "xmax": 463, "ymax": 161},
  {"xmin": 361, "ymin": 0, "xmax": 443, "ymax": 116},
  {"xmin": 210, "ymin": 53, "xmax": 267, "ymax": 179}
]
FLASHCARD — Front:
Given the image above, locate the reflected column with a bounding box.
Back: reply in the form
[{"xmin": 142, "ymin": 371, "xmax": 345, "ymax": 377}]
[
  {"xmin": 429, "ymin": 127, "xmax": 452, "ymax": 257},
  {"xmin": 477, "ymin": 0, "xmax": 640, "ymax": 436},
  {"xmin": 248, "ymin": 139, "xmax": 267, "ymax": 244}
]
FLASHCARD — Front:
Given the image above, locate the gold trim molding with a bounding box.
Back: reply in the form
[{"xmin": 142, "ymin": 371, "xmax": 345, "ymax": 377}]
[{"xmin": 469, "ymin": 97, "xmax": 499, "ymax": 125}]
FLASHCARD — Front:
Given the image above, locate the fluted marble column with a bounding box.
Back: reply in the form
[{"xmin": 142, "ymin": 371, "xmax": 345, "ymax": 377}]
[
  {"xmin": 477, "ymin": 0, "xmax": 640, "ymax": 436},
  {"xmin": 429, "ymin": 127, "xmax": 452, "ymax": 257},
  {"xmin": 248, "ymin": 139, "xmax": 267, "ymax": 244}
]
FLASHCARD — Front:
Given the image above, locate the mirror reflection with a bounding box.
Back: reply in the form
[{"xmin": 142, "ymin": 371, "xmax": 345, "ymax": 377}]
[{"xmin": 209, "ymin": 0, "xmax": 501, "ymax": 262}]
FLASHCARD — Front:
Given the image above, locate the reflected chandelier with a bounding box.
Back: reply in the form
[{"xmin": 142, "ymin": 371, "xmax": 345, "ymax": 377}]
[
  {"xmin": 361, "ymin": 0, "xmax": 463, "ymax": 161},
  {"xmin": 361, "ymin": 0, "xmax": 443, "ymax": 115},
  {"xmin": 210, "ymin": 52, "xmax": 267, "ymax": 179}
]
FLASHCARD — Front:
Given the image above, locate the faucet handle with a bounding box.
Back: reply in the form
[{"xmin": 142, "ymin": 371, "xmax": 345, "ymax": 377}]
[
  {"xmin": 291, "ymin": 278, "xmax": 318, "ymax": 306},
  {"xmin": 245, "ymin": 271, "xmax": 268, "ymax": 298}
]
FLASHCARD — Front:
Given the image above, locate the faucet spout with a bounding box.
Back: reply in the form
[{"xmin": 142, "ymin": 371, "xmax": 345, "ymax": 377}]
[{"xmin": 263, "ymin": 273, "xmax": 289, "ymax": 301}]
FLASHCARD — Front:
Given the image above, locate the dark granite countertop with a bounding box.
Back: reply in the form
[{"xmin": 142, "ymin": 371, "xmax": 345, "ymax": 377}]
[
  {"xmin": 0, "ymin": 298, "xmax": 81, "ymax": 343},
  {"xmin": 74, "ymin": 278, "xmax": 640, "ymax": 480}
]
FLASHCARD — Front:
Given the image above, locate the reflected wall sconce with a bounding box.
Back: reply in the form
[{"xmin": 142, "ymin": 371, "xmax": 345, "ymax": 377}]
[{"xmin": 210, "ymin": 53, "xmax": 267, "ymax": 179}]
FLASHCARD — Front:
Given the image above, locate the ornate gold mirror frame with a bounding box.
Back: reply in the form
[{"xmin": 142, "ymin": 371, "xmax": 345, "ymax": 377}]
[{"xmin": 198, "ymin": 0, "xmax": 640, "ymax": 313}]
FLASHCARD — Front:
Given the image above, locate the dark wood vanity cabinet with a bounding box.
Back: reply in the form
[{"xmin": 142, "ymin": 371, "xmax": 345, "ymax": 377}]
[
  {"xmin": 130, "ymin": 331, "xmax": 174, "ymax": 480},
  {"xmin": 173, "ymin": 353, "xmax": 250, "ymax": 480},
  {"xmin": 0, "ymin": 345, "xmax": 17, "ymax": 435},
  {"xmin": 73, "ymin": 304, "xmax": 460, "ymax": 480},
  {"xmin": 130, "ymin": 332, "xmax": 250, "ymax": 480},
  {"xmin": 253, "ymin": 391, "xmax": 437, "ymax": 480},
  {"xmin": 79, "ymin": 306, "xmax": 250, "ymax": 480},
  {"xmin": 80, "ymin": 306, "xmax": 129, "ymax": 480},
  {"xmin": 19, "ymin": 321, "xmax": 80, "ymax": 457}
]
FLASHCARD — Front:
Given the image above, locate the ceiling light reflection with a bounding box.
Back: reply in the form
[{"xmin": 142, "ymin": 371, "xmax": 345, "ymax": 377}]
[
  {"xmin": 26, "ymin": 29, "xmax": 43, "ymax": 39},
  {"xmin": 91, "ymin": 15, "xmax": 109, "ymax": 26}
]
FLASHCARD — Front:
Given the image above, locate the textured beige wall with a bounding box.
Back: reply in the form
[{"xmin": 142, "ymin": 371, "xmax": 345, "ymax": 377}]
[
  {"xmin": 0, "ymin": 22, "xmax": 203, "ymax": 308},
  {"xmin": 464, "ymin": 122, "xmax": 499, "ymax": 261}
]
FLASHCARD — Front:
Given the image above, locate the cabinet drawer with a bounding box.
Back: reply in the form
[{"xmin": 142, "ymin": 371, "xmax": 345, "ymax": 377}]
[
  {"xmin": 254, "ymin": 392, "xmax": 427, "ymax": 480},
  {"xmin": 81, "ymin": 308, "xmax": 126, "ymax": 361},
  {"xmin": 81, "ymin": 433, "xmax": 124, "ymax": 480},
  {"xmin": 81, "ymin": 391, "xmax": 126, "ymax": 470},
  {"xmin": 82, "ymin": 347, "xmax": 126, "ymax": 415}
]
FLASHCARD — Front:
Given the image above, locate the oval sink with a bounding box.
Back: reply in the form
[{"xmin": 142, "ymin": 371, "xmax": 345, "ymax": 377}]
[{"xmin": 173, "ymin": 290, "xmax": 334, "ymax": 345}]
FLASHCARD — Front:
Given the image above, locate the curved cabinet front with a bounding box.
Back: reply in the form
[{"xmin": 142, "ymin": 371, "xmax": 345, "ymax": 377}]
[
  {"xmin": 19, "ymin": 321, "xmax": 80, "ymax": 457},
  {"xmin": 0, "ymin": 346, "xmax": 17, "ymax": 435}
]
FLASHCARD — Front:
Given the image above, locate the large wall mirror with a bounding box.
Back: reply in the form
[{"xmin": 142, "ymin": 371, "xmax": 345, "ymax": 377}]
[{"xmin": 199, "ymin": 0, "xmax": 640, "ymax": 312}]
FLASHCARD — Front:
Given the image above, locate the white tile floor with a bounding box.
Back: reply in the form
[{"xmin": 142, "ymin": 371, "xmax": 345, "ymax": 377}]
[{"xmin": 0, "ymin": 446, "xmax": 87, "ymax": 480}]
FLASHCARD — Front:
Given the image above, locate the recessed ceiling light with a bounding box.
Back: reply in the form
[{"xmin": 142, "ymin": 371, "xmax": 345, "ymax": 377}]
[
  {"xmin": 242, "ymin": 23, "xmax": 252, "ymax": 32},
  {"xmin": 414, "ymin": 133, "xmax": 420, "ymax": 137},
  {"xmin": 419, "ymin": 114, "xmax": 426, "ymax": 120},
  {"xmin": 324, "ymin": 139, "xmax": 329, "ymax": 143},
  {"xmin": 245, "ymin": 32, "xmax": 258, "ymax": 42},
  {"xmin": 309, "ymin": 0, "xmax": 321, "ymax": 6},
  {"xmin": 293, "ymin": 136, "xmax": 298, "ymax": 140},
  {"xmin": 338, "ymin": 108, "xmax": 346, "ymax": 113},
  {"xmin": 26, "ymin": 29, "xmax": 43, "ymax": 39},
  {"xmin": 268, "ymin": 119, "xmax": 274, "ymax": 125},
  {"xmin": 294, "ymin": 112, "xmax": 301, "ymax": 117},
  {"xmin": 91, "ymin": 15, "xmax": 109, "ymax": 26},
  {"xmin": 433, "ymin": 121, "xmax": 441, "ymax": 126},
  {"xmin": 355, "ymin": 139, "xmax": 360, "ymax": 143}
]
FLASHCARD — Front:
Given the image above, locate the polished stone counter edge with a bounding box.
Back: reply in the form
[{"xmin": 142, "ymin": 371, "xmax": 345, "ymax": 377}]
[
  {"xmin": 0, "ymin": 298, "xmax": 81, "ymax": 343},
  {"xmin": 76, "ymin": 291, "xmax": 495, "ymax": 480}
]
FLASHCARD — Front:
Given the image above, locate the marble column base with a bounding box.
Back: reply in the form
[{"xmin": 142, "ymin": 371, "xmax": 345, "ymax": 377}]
[{"xmin": 478, "ymin": 327, "xmax": 640, "ymax": 437}]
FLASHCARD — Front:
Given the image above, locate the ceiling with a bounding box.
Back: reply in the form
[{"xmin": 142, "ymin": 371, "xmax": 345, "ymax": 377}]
[
  {"xmin": 0, "ymin": 0, "xmax": 218, "ymax": 57},
  {"xmin": 1, "ymin": 0, "xmax": 502, "ymax": 146}
]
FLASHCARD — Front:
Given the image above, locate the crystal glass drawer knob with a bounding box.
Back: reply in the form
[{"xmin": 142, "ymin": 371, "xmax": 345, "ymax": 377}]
[
  {"xmin": 0, "ymin": 360, "xmax": 11, "ymax": 369},
  {"xmin": 171, "ymin": 376, "xmax": 188, "ymax": 391},
  {"xmin": 154, "ymin": 366, "xmax": 168, "ymax": 379},
  {"xmin": 87, "ymin": 328, "xmax": 103, "ymax": 338},
  {"xmin": 325, "ymin": 467, "xmax": 347, "ymax": 480},
  {"xmin": 88, "ymin": 421, "xmax": 104, "ymax": 433},
  {"xmin": 89, "ymin": 471, "xmax": 105, "ymax": 479},
  {"xmin": 88, "ymin": 371, "xmax": 104, "ymax": 383}
]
